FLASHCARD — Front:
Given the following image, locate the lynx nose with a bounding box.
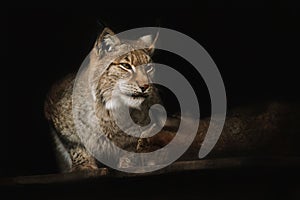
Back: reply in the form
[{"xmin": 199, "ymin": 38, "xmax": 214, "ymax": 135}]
[{"xmin": 139, "ymin": 84, "xmax": 149, "ymax": 92}]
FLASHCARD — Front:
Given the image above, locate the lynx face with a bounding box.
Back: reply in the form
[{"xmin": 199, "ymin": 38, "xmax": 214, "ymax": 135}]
[
  {"xmin": 93, "ymin": 28, "xmax": 157, "ymax": 110},
  {"xmin": 111, "ymin": 50, "xmax": 155, "ymax": 109}
]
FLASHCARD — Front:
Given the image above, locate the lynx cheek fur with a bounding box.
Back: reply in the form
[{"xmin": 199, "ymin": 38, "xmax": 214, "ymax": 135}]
[{"xmin": 44, "ymin": 28, "xmax": 161, "ymax": 172}]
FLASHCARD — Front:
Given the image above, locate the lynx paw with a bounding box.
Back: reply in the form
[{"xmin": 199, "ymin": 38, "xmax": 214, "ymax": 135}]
[
  {"xmin": 136, "ymin": 138, "xmax": 150, "ymax": 152},
  {"xmin": 71, "ymin": 164, "xmax": 98, "ymax": 172}
]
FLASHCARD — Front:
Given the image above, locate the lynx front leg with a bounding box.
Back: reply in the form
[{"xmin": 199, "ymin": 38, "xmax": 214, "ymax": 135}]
[
  {"xmin": 136, "ymin": 124, "xmax": 157, "ymax": 151},
  {"xmin": 69, "ymin": 146, "xmax": 98, "ymax": 172}
]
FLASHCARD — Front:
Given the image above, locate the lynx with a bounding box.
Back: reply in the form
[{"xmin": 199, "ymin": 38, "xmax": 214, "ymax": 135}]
[{"xmin": 44, "ymin": 28, "xmax": 169, "ymax": 172}]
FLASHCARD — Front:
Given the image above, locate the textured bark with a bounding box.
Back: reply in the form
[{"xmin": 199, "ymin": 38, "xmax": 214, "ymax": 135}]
[{"xmin": 184, "ymin": 101, "xmax": 300, "ymax": 159}]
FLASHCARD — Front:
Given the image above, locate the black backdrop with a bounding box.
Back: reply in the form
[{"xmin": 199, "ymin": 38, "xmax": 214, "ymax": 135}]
[{"xmin": 4, "ymin": 3, "xmax": 300, "ymax": 178}]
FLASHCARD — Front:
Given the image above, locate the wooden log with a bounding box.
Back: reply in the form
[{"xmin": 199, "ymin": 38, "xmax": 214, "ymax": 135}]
[{"xmin": 1, "ymin": 156, "xmax": 300, "ymax": 186}]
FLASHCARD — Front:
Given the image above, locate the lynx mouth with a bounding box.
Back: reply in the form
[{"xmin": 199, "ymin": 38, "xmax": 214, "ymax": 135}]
[
  {"xmin": 123, "ymin": 92, "xmax": 149, "ymax": 98},
  {"xmin": 130, "ymin": 93, "xmax": 149, "ymax": 98}
]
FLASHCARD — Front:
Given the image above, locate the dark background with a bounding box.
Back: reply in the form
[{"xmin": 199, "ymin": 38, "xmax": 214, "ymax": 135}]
[{"xmin": 3, "ymin": 2, "xmax": 300, "ymax": 198}]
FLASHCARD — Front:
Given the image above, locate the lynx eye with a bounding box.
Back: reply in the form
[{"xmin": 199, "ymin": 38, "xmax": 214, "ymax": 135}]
[
  {"xmin": 119, "ymin": 63, "xmax": 133, "ymax": 71},
  {"xmin": 145, "ymin": 64, "xmax": 154, "ymax": 73}
]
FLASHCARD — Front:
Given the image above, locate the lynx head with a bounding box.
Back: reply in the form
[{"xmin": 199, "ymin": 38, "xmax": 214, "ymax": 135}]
[{"xmin": 91, "ymin": 28, "xmax": 158, "ymax": 110}]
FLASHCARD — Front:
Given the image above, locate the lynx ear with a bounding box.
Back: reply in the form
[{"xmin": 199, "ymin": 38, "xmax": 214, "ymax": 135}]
[
  {"xmin": 138, "ymin": 32, "xmax": 159, "ymax": 55},
  {"xmin": 94, "ymin": 27, "xmax": 121, "ymax": 57}
]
